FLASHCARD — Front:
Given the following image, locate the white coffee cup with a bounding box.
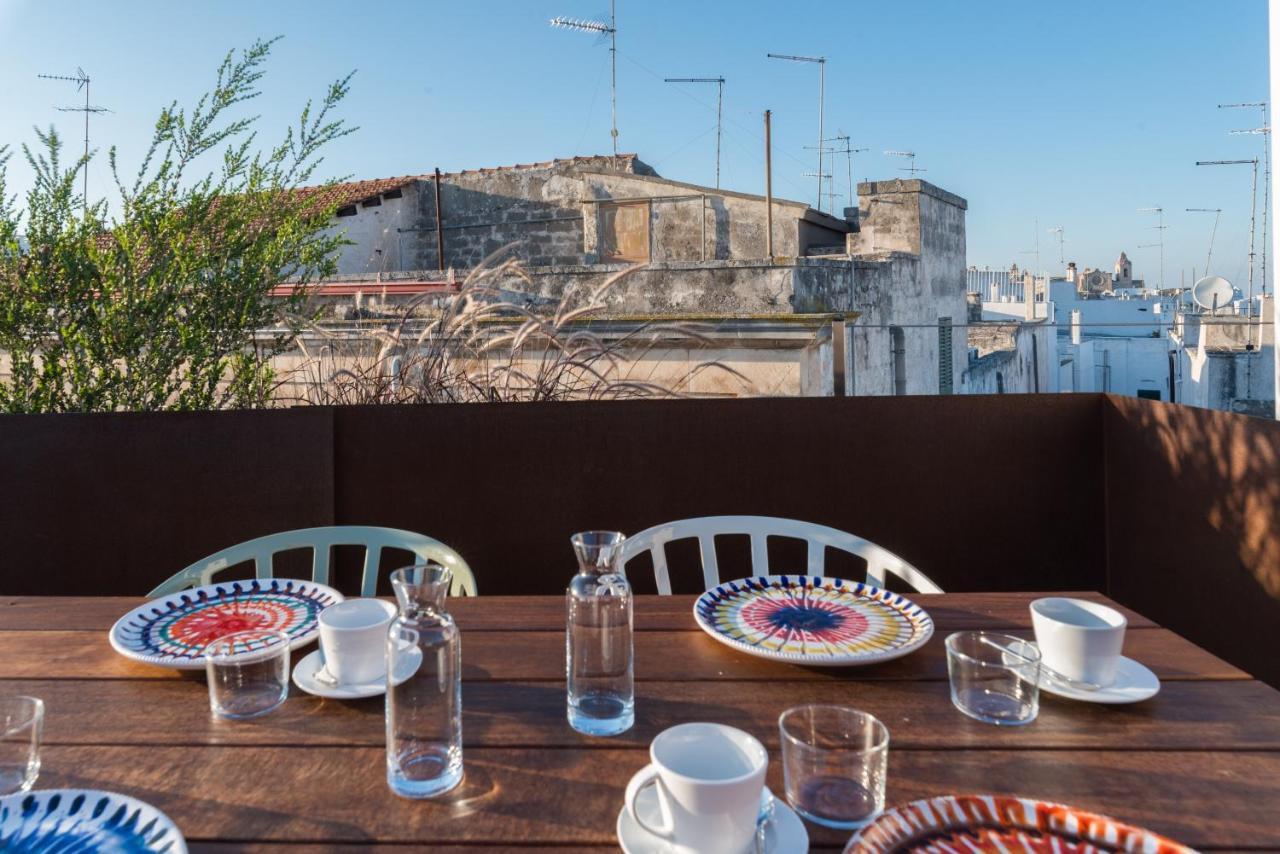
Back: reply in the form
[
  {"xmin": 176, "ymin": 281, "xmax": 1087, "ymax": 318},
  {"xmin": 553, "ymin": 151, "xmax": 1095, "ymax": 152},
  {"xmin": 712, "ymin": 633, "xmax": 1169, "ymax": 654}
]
[
  {"xmin": 318, "ymin": 598, "xmax": 397, "ymax": 685},
  {"xmin": 1030, "ymin": 597, "xmax": 1127, "ymax": 687},
  {"xmin": 624, "ymin": 722, "xmax": 768, "ymax": 854}
]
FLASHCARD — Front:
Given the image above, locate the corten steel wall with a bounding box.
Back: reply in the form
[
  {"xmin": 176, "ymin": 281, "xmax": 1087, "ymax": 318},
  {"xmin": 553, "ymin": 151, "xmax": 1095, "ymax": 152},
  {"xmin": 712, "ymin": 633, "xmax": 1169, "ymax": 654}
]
[
  {"xmin": 1103, "ymin": 395, "xmax": 1280, "ymax": 687},
  {"xmin": 332, "ymin": 395, "xmax": 1107, "ymax": 595},
  {"xmin": 0, "ymin": 409, "xmax": 335, "ymax": 595},
  {"xmin": 0, "ymin": 395, "xmax": 1106, "ymax": 597}
]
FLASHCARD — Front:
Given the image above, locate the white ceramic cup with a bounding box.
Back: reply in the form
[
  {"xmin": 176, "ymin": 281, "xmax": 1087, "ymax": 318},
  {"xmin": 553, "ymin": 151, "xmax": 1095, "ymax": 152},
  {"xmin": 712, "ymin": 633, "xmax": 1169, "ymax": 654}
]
[
  {"xmin": 624, "ymin": 722, "xmax": 768, "ymax": 854},
  {"xmin": 318, "ymin": 598, "xmax": 397, "ymax": 685},
  {"xmin": 1030, "ymin": 597, "xmax": 1127, "ymax": 687}
]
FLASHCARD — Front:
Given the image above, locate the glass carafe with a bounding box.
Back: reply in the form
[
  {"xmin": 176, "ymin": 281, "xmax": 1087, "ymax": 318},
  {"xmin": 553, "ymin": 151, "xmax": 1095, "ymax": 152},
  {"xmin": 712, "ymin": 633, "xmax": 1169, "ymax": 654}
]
[
  {"xmin": 386, "ymin": 564, "xmax": 463, "ymax": 797},
  {"xmin": 566, "ymin": 531, "xmax": 634, "ymax": 736}
]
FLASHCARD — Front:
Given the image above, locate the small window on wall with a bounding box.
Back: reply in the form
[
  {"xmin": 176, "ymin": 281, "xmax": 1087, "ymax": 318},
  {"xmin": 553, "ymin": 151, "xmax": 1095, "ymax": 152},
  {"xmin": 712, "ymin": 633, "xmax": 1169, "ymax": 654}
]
[
  {"xmin": 336, "ymin": 205, "xmax": 357, "ymax": 217},
  {"xmin": 996, "ymin": 371, "xmax": 1005, "ymax": 394},
  {"xmin": 1136, "ymin": 389, "xmax": 1161, "ymax": 401}
]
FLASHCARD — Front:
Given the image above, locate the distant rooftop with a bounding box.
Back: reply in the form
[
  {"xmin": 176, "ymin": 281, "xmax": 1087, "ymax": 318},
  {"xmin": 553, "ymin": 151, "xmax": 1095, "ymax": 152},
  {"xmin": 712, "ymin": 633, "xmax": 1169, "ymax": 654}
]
[{"xmin": 297, "ymin": 155, "xmax": 655, "ymax": 209}]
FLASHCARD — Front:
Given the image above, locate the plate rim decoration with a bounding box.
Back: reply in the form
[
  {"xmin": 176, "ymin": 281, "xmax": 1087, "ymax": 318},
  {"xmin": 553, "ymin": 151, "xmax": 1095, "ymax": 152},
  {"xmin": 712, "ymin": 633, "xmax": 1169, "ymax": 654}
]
[
  {"xmin": 109, "ymin": 577, "xmax": 344, "ymax": 670},
  {"xmin": 692, "ymin": 575, "xmax": 934, "ymax": 667},
  {"xmin": 0, "ymin": 787, "xmax": 188, "ymax": 853},
  {"xmin": 842, "ymin": 793, "xmax": 1193, "ymax": 853}
]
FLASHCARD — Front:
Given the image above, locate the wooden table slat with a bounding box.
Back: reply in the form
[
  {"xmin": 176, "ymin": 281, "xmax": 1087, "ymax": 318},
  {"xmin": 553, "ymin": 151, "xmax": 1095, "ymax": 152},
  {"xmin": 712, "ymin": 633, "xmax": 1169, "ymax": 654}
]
[
  {"xmin": 35, "ymin": 746, "xmax": 1280, "ymax": 849},
  {"xmin": 12, "ymin": 677, "xmax": 1280, "ymax": 751},
  {"xmin": 0, "ymin": 591, "xmax": 1158, "ymax": 633},
  {"xmin": 0, "ymin": 626, "xmax": 1244, "ymax": 683}
]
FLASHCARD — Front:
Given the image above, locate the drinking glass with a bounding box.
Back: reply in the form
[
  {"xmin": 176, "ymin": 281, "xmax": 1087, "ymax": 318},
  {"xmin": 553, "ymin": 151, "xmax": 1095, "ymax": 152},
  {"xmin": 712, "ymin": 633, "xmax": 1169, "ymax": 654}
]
[
  {"xmin": 778, "ymin": 705, "xmax": 888, "ymax": 830},
  {"xmin": 205, "ymin": 629, "xmax": 291, "ymax": 719},
  {"xmin": 945, "ymin": 631, "xmax": 1041, "ymax": 726},
  {"xmin": 0, "ymin": 696, "xmax": 44, "ymax": 794}
]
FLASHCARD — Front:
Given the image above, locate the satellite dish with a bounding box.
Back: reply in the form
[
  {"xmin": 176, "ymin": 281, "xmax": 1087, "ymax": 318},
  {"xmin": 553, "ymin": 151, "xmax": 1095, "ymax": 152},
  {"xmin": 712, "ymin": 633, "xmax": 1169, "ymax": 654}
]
[{"xmin": 1191, "ymin": 276, "xmax": 1235, "ymax": 311}]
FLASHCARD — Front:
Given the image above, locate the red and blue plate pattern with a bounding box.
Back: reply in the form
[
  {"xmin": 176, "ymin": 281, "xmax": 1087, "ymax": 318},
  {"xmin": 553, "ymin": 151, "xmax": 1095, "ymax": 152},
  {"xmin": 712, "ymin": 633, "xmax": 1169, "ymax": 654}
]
[
  {"xmin": 109, "ymin": 579, "xmax": 343, "ymax": 669},
  {"xmin": 844, "ymin": 794, "xmax": 1193, "ymax": 853},
  {"xmin": 693, "ymin": 576, "xmax": 933, "ymax": 666}
]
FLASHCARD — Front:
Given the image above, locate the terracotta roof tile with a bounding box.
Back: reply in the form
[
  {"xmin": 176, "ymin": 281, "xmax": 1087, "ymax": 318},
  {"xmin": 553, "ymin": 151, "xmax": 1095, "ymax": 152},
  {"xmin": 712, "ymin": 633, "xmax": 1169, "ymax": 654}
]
[{"xmin": 297, "ymin": 175, "xmax": 421, "ymax": 211}]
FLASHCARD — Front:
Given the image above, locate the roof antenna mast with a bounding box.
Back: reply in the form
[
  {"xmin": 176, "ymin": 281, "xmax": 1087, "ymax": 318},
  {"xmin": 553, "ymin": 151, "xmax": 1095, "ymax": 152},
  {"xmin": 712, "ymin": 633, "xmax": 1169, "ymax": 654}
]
[
  {"xmin": 552, "ymin": 2, "xmax": 619, "ymax": 159},
  {"xmin": 664, "ymin": 76, "xmax": 725, "ymax": 188},
  {"xmin": 767, "ymin": 52, "xmax": 827, "ymax": 212},
  {"xmin": 38, "ymin": 67, "xmax": 111, "ymax": 215}
]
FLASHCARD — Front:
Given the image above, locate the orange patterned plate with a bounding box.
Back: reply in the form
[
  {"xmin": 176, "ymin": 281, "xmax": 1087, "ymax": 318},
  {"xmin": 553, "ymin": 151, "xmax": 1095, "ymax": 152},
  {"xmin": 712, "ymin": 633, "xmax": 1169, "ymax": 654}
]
[{"xmin": 844, "ymin": 794, "xmax": 1193, "ymax": 853}]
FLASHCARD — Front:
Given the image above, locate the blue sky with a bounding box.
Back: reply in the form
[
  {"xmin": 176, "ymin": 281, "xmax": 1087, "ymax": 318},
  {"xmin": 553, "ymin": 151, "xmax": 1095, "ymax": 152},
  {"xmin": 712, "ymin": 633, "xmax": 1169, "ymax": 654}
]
[{"xmin": 0, "ymin": 0, "xmax": 1271, "ymax": 289}]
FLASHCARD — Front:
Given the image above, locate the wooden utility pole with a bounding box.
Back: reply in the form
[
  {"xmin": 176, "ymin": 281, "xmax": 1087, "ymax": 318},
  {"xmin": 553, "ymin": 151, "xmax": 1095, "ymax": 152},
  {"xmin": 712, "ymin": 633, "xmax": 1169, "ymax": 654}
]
[
  {"xmin": 764, "ymin": 109, "xmax": 774, "ymax": 260},
  {"xmin": 434, "ymin": 168, "xmax": 445, "ymax": 272}
]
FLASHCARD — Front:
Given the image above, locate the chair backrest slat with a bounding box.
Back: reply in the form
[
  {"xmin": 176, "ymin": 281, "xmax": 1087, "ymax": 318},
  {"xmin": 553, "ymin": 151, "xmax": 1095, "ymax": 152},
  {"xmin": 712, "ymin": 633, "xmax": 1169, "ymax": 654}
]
[
  {"xmin": 148, "ymin": 526, "xmax": 478, "ymax": 598},
  {"xmin": 622, "ymin": 515, "xmax": 941, "ymax": 595},
  {"xmin": 697, "ymin": 535, "xmax": 720, "ymax": 592},
  {"xmin": 805, "ymin": 540, "xmax": 824, "ymax": 575},
  {"xmin": 749, "ymin": 534, "xmax": 769, "ymax": 577}
]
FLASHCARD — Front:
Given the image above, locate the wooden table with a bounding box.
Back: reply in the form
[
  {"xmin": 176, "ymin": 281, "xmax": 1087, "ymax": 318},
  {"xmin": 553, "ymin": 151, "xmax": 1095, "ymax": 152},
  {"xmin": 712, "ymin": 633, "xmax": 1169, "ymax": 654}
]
[{"xmin": 0, "ymin": 591, "xmax": 1277, "ymax": 851}]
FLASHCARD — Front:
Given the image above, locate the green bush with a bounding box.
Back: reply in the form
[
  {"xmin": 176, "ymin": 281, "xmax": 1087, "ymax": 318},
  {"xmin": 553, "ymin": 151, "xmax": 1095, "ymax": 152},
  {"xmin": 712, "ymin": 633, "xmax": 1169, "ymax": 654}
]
[{"xmin": 0, "ymin": 38, "xmax": 354, "ymax": 412}]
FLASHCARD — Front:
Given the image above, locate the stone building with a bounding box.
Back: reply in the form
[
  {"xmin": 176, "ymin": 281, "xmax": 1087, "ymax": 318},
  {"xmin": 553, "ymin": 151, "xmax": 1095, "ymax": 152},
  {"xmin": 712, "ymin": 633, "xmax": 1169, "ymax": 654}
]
[{"xmin": 299, "ymin": 156, "xmax": 972, "ymax": 398}]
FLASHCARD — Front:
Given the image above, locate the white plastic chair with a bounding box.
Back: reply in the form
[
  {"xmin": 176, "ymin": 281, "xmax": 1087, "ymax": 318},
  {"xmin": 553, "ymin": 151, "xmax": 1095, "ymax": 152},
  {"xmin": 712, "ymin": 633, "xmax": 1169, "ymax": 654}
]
[
  {"xmin": 148, "ymin": 526, "xmax": 477, "ymax": 598},
  {"xmin": 621, "ymin": 515, "xmax": 942, "ymax": 595}
]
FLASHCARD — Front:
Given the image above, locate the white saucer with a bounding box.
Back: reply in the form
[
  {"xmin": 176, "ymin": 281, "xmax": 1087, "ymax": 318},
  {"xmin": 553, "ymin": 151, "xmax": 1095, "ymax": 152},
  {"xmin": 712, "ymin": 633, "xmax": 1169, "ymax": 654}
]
[
  {"xmin": 1037, "ymin": 655, "xmax": 1161, "ymax": 704},
  {"xmin": 616, "ymin": 786, "xmax": 807, "ymax": 854},
  {"xmin": 292, "ymin": 646, "xmax": 422, "ymax": 699}
]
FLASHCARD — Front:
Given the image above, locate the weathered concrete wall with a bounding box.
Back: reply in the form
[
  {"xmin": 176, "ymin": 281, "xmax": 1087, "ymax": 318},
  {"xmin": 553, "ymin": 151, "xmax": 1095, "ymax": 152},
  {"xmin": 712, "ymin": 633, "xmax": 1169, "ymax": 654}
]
[
  {"xmin": 579, "ymin": 171, "xmax": 815, "ymax": 262},
  {"xmin": 1180, "ymin": 345, "xmax": 1276, "ymax": 414},
  {"xmin": 842, "ymin": 180, "xmax": 970, "ymax": 397},
  {"xmin": 963, "ymin": 322, "xmax": 1052, "ymax": 394},
  {"xmin": 515, "ymin": 260, "xmax": 802, "ymax": 314},
  {"xmin": 405, "ymin": 162, "xmax": 602, "ymax": 271},
  {"xmin": 325, "ymin": 186, "xmax": 421, "ymax": 275}
]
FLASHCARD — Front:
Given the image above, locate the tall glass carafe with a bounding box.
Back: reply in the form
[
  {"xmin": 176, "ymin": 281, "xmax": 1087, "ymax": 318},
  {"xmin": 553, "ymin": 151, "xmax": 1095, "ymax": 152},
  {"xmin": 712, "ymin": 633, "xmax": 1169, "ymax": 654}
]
[
  {"xmin": 386, "ymin": 564, "xmax": 463, "ymax": 797},
  {"xmin": 566, "ymin": 531, "xmax": 634, "ymax": 736}
]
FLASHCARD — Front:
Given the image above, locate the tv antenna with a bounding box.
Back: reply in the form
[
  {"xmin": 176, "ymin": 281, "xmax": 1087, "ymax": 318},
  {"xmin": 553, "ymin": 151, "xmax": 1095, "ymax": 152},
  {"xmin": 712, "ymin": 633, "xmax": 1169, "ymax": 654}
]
[
  {"xmin": 1137, "ymin": 207, "xmax": 1166, "ymax": 289},
  {"xmin": 1019, "ymin": 217, "xmax": 1043, "ymax": 294},
  {"xmin": 551, "ymin": 2, "xmax": 619, "ymax": 157},
  {"xmin": 38, "ymin": 67, "xmax": 111, "ymax": 214},
  {"xmin": 1221, "ymin": 101, "xmax": 1269, "ymax": 295},
  {"xmin": 1047, "ymin": 225, "xmax": 1065, "ymax": 266},
  {"xmin": 1197, "ymin": 159, "xmax": 1259, "ymax": 320},
  {"xmin": 1185, "ymin": 208, "xmax": 1223, "ymax": 276},
  {"xmin": 885, "ymin": 150, "xmax": 926, "ymax": 177},
  {"xmin": 664, "ymin": 77, "xmax": 724, "ymax": 188},
  {"xmin": 801, "ymin": 143, "xmax": 835, "ymax": 211},
  {"xmin": 767, "ymin": 53, "xmax": 827, "ymax": 211},
  {"xmin": 828, "ymin": 134, "xmax": 868, "ymax": 213}
]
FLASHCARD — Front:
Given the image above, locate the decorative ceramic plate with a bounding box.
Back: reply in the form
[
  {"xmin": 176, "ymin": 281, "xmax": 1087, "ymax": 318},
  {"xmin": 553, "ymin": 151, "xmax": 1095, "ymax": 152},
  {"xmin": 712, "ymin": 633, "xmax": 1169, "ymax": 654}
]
[
  {"xmin": 843, "ymin": 794, "xmax": 1193, "ymax": 853},
  {"xmin": 109, "ymin": 578, "xmax": 343, "ymax": 670},
  {"xmin": 692, "ymin": 576, "xmax": 933, "ymax": 666},
  {"xmin": 0, "ymin": 788, "xmax": 187, "ymax": 853}
]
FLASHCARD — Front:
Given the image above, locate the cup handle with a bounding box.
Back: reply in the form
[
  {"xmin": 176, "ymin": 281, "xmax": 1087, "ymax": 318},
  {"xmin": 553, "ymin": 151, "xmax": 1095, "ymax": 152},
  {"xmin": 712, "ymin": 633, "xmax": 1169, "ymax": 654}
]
[{"xmin": 625, "ymin": 764, "xmax": 674, "ymax": 839}]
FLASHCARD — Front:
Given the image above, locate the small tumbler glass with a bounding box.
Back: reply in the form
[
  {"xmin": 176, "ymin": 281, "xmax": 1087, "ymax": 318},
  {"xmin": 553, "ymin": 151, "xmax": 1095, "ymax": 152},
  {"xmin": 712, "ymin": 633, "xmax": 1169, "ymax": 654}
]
[
  {"xmin": 945, "ymin": 631, "xmax": 1041, "ymax": 726},
  {"xmin": 0, "ymin": 696, "xmax": 44, "ymax": 794},
  {"xmin": 205, "ymin": 629, "xmax": 290, "ymax": 720},
  {"xmin": 779, "ymin": 705, "xmax": 889, "ymax": 830}
]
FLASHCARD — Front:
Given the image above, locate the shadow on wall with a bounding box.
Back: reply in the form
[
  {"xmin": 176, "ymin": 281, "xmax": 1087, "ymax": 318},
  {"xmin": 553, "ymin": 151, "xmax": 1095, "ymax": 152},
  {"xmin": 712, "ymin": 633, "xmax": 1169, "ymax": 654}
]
[{"xmin": 1103, "ymin": 396, "xmax": 1280, "ymax": 687}]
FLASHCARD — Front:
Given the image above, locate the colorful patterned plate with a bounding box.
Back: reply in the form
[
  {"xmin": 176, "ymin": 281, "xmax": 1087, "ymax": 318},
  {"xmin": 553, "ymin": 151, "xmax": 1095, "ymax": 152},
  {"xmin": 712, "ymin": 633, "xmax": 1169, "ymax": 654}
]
[
  {"xmin": 110, "ymin": 578, "xmax": 344, "ymax": 670},
  {"xmin": 0, "ymin": 788, "xmax": 187, "ymax": 853},
  {"xmin": 693, "ymin": 576, "xmax": 933, "ymax": 666},
  {"xmin": 843, "ymin": 794, "xmax": 1193, "ymax": 853}
]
